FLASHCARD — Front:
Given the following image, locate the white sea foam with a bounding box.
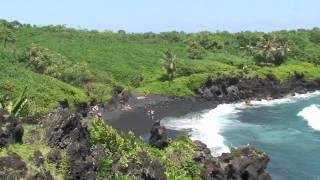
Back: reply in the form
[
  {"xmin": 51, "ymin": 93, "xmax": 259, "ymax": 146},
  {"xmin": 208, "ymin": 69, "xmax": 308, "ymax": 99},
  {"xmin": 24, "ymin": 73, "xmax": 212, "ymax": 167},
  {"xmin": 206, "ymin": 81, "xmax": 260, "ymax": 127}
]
[
  {"xmin": 241, "ymin": 91, "xmax": 320, "ymax": 108},
  {"xmin": 161, "ymin": 91, "xmax": 320, "ymax": 156},
  {"xmin": 161, "ymin": 104, "xmax": 239, "ymax": 156},
  {"xmin": 298, "ymin": 105, "xmax": 320, "ymax": 131}
]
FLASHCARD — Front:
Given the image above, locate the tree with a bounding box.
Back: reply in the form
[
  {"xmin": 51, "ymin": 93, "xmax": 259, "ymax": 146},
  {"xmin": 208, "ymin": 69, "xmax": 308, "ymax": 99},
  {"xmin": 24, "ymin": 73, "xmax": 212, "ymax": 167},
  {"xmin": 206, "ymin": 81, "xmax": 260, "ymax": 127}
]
[
  {"xmin": 254, "ymin": 35, "xmax": 290, "ymax": 65},
  {"xmin": 310, "ymin": 28, "xmax": 320, "ymax": 44},
  {"xmin": 162, "ymin": 50, "xmax": 177, "ymax": 81},
  {"xmin": 187, "ymin": 41, "xmax": 206, "ymax": 59},
  {"xmin": 0, "ymin": 23, "xmax": 16, "ymax": 48}
]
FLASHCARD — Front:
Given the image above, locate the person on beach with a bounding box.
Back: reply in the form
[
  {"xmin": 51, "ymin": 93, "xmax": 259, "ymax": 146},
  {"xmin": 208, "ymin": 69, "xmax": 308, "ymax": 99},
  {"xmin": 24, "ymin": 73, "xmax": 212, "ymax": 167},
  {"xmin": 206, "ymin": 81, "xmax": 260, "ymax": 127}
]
[
  {"xmin": 150, "ymin": 109, "xmax": 155, "ymax": 120},
  {"xmin": 147, "ymin": 109, "xmax": 155, "ymax": 120}
]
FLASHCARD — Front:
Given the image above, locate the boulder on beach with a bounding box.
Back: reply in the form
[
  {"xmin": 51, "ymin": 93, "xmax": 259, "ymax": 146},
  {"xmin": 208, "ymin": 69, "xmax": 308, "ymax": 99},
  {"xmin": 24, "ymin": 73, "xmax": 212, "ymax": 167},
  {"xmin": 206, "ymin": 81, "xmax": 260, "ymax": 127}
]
[{"xmin": 149, "ymin": 120, "xmax": 169, "ymax": 149}]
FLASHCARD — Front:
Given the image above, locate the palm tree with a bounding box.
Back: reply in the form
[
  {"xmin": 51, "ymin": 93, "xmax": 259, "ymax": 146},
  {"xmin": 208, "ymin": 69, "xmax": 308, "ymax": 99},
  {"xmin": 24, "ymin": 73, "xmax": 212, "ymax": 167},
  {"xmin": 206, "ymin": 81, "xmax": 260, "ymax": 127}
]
[
  {"xmin": 0, "ymin": 24, "xmax": 16, "ymax": 48},
  {"xmin": 254, "ymin": 35, "xmax": 290, "ymax": 65},
  {"xmin": 162, "ymin": 50, "xmax": 177, "ymax": 81}
]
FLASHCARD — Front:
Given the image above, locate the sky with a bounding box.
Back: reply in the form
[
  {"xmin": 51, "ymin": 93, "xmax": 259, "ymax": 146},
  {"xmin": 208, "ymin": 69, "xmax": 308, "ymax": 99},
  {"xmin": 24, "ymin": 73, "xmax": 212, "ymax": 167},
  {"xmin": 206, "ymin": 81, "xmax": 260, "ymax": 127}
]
[{"xmin": 1, "ymin": 0, "xmax": 320, "ymax": 33}]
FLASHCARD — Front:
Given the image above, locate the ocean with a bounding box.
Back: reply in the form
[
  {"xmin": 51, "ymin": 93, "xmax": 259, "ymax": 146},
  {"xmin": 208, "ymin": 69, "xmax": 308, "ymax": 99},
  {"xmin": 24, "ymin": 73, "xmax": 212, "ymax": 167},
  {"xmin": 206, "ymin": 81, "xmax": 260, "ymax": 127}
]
[{"xmin": 161, "ymin": 91, "xmax": 320, "ymax": 180}]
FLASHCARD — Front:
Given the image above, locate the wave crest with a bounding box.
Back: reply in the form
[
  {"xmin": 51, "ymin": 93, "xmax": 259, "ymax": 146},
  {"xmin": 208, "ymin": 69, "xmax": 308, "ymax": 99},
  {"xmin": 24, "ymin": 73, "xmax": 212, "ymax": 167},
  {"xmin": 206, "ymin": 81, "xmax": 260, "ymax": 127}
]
[
  {"xmin": 161, "ymin": 104, "xmax": 239, "ymax": 156},
  {"xmin": 298, "ymin": 105, "xmax": 320, "ymax": 131}
]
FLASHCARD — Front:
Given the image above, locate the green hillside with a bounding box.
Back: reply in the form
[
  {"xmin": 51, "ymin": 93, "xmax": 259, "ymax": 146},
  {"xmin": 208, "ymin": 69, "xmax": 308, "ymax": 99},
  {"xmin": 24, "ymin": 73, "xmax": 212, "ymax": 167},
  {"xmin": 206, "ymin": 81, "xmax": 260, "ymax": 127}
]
[
  {"xmin": 1, "ymin": 20, "xmax": 320, "ymax": 114},
  {"xmin": 0, "ymin": 59, "xmax": 87, "ymax": 115}
]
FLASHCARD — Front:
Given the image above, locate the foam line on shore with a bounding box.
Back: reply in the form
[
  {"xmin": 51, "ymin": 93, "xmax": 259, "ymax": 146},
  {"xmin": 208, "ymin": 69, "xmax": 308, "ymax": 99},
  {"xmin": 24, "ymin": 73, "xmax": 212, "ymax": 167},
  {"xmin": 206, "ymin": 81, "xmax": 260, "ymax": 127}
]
[
  {"xmin": 161, "ymin": 91, "xmax": 320, "ymax": 156},
  {"xmin": 298, "ymin": 104, "xmax": 320, "ymax": 131}
]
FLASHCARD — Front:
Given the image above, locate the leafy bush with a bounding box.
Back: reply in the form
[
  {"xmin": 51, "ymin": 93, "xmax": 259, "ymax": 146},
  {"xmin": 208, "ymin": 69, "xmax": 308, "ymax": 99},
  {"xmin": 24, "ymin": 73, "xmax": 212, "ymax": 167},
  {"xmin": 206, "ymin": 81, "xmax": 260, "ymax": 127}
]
[
  {"xmin": 89, "ymin": 118, "xmax": 202, "ymax": 179},
  {"xmin": 0, "ymin": 86, "xmax": 28, "ymax": 116},
  {"xmin": 90, "ymin": 118, "xmax": 139, "ymax": 155},
  {"xmin": 187, "ymin": 41, "xmax": 206, "ymax": 59},
  {"xmin": 61, "ymin": 62, "xmax": 94, "ymax": 86},
  {"xmin": 25, "ymin": 44, "xmax": 67, "ymax": 78}
]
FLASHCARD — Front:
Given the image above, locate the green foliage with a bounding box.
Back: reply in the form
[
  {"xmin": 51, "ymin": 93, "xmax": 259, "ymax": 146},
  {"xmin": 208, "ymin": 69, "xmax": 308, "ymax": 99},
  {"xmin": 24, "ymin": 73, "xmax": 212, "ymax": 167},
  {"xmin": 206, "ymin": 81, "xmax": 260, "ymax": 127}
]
[
  {"xmin": 90, "ymin": 118, "xmax": 143, "ymax": 178},
  {"xmin": 0, "ymin": 124, "xmax": 67, "ymax": 179},
  {"xmin": 0, "ymin": 22, "xmax": 16, "ymax": 48},
  {"xmin": 229, "ymin": 147, "xmax": 244, "ymax": 159},
  {"xmin": 0, "ymin": 60, "xmax": 87, "ymax": 116},
  {"xmin": 0, "ymin": 86, "xmax": 28, "ymax": 116},
  {"xmin": 61, "ymin": 62, "xmax": 94, "ymax": 86},
  {"xmin": 0, "ymin": 19, "xmax": 320, "ymax": 114},
  {"xmin": 89, "ymin": 118, "xmax": 201, "ymax": 179},
  {"xmin": 309, "ymin": 28, "xmax": 320, "ymax": 44},
  {"xmin": 187, "ymin": 41, "xmax": 206, "ymax": 59},
  {"xmin": 253, "ymin": 35, "xmax": 290, "ymax": 65},
  {"xmin": 162, "ymin": 50, "xmax": 177, "ymax": 81},
  {"xmin": 145, "ymin": 131, "xmax": 200, "ymax": 179},
  {"xmin": 25, "ymin": 44, "xmax": 67, "ymax": 78},
  {"xmin": 90, "ymin": 118, "xmax": 139, "ymax": 155}
]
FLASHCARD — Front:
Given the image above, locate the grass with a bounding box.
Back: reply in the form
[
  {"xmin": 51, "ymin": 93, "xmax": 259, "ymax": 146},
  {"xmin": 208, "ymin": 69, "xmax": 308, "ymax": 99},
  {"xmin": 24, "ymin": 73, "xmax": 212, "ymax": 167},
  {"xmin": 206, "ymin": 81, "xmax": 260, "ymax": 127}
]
[
  {"xmin": 0, "ymin": 23, "xmax": 319, "ymax": 115},
  {"xmin": 1, "ymin": 20, "xmax": 320, "ymax": 180},
  {"xmin": 0, "ymin": 124, "xmax": 67, "ymax": 179},
  {"xmin": 0, "ymin": 60, "xmax": 88, "ymax": 116}
]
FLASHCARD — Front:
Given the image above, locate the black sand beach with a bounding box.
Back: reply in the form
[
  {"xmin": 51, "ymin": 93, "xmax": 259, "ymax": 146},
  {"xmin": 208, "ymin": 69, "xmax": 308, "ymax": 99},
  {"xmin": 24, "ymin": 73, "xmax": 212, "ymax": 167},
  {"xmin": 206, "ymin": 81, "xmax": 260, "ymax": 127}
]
[{"xmin": 103, "ymin": 94, "xmax": 217, "ymax": 136}]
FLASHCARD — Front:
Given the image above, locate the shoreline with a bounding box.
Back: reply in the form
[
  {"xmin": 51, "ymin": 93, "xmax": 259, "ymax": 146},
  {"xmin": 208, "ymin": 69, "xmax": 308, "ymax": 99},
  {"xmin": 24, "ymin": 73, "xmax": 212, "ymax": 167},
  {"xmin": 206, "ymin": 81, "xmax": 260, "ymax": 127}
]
[
  {"xmin": 103, "ymin": 74, "xmax": 320, "ymax": 136},
  {"xmin": 103, "ymin": 95, "xmax": 218, "ymax": 136},
  {"xmin": 103, "ymin": 90, "xmax": 320, "ymax": 138}
]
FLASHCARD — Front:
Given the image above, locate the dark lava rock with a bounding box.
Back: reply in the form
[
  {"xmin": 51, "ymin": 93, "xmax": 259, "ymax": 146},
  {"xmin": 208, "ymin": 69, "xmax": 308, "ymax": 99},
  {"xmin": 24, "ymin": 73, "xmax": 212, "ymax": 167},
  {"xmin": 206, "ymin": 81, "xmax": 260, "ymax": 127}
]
[
  {"xmin": 0, "ymin": 109, "xmax": 24, "ymax": 147},
  {"xmin": 21, "ymin": 116, "xmax": 39, "ymax": 124},
  {"xmin": 149, "ymin": 120, "xmax": 168, "ymax": 149},
  {"xmin": 140, "ymin": 152, "xmax": 166, "ymax": 180},
  {"xmin": 200, "ymin": 146, "xmax": 272, "ymax": 180},
  {"xmin": 34, "ymin": 150, "xmax": 44, "ymax": 167},
  {"xmin": 47, "ymin": 148, "xmax": 62, "ymax": 167},
  {"xmin": 26, "ymin": 171, "xmax": 54, "ymax": 180},
  {"xmin": 199, "ymin": 73, "xmax": 320, "ymax": 103},
  {"xmin": 44, "ymin": 109, "xmax": 96, "ymax": 179},
  {"xmin": 59, "ymin": 99, "xmax": 70, "ymax": 109},
  {"xmin": 111, "ymin": 151, "xmax": 166, "ymax": 180},
  {"xmin": 45, "ymin": 109, "xmax": 91, "ymax": 150},
  {"xmin": 193, "ymin": 140, "xmax": 215, "ymax": 163},
  {"xmin": 75, "ymin": 101, "xmax": 89, "ymax": 117},
  {"xmin": 0, "ymin": 153, "xmax": 27, "ymax": 179},
  {"xmin": 65, "ymin": 142, "xmax": 97, "ymax": 180}
]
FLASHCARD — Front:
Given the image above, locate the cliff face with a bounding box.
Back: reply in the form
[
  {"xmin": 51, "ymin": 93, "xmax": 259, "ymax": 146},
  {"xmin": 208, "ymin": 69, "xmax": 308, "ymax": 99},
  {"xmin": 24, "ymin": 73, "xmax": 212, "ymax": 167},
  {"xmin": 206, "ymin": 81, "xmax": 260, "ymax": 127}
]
[
  {"xmin": 151, "ymin": 123, "xmax": 272, "ymax": 180},
  {"xmin": 193, "ymin": 140, "xmax": 271, "ymax": 180}
]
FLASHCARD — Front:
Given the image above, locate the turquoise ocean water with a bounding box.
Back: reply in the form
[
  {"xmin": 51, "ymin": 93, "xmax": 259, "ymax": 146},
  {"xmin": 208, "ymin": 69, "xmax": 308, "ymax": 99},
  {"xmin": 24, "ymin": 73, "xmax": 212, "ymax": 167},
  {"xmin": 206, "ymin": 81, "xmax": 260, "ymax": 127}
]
[{"xmin": 162, "ymin": 92, "xmax": 320, "ymax": 180}]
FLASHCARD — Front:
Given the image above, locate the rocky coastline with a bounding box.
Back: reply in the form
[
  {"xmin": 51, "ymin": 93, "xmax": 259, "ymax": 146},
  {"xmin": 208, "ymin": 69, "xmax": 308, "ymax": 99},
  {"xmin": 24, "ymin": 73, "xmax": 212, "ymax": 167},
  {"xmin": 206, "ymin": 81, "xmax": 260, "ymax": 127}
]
[
  {"xmin": 105, "ymin": 72, "xmax": 320, "ymax": 136},
  {"xmin": 0, "ymin": 73, "xmax": 320, "ymax": 179}
]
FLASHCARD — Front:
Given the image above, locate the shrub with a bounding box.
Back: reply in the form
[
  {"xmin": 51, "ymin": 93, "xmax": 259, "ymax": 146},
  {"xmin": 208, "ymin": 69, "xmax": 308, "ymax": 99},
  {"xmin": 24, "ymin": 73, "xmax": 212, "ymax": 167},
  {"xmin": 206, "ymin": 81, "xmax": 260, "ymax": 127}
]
[
  {"xmin": 61, "ymin": 62, "xmax": 94, "ymax": 86},
  {"xmin": 187, "ymin": 41, "xmax": 206, "ymax": 60},
  {"xmin": 25, "ymin": 44, "xmax": 67, "ymax": 78}
]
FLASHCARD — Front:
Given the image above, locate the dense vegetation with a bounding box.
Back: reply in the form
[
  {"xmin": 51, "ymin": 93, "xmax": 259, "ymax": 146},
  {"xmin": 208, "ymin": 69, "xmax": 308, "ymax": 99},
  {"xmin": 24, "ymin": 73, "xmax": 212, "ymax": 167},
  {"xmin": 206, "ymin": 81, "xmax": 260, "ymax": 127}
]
[
  {"xmin": 1, "ymin": 19, "xmax": 320, "ymax": 115},
  {"xmin": 90, "ymin": 118, "xmax": 200, "ymax": 179},
  {"xmin": 0, "ymin": 19, "xmax": 319, "ymax": 179}
]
